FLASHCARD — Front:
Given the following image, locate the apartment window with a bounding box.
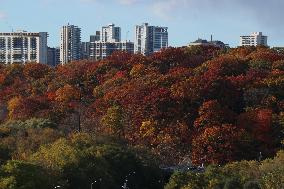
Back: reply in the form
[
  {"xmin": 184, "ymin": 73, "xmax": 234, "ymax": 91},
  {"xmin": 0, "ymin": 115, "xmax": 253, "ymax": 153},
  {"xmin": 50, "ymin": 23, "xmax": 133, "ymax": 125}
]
[
  {"xmin": 7, "ymin": 38, "xmax": 11, "ymax": 47},
  {"xmin": 31, "ymin": 54, "xmax": 37, "ymax": 60},
  {"xmin": 0, "ymin": 54, "xmax": 5, "ymax": 60},
  {"xmin": 30, "ymin": 38, "xmax": 37, "ymax": 49},
  {"xmin": 13, "ymin": 38, "xmax": 23, "ymax": 49},
  {"xmin": 13, "ymin": 54, "xmax": 23, "ymax": 60},
  {"xmin": 23, "ymin": 38, "xmax": 28, "ymax": 48},
  {"xmin": 0, "ymin": 38, "xmax": 5, "ymax": 49}
]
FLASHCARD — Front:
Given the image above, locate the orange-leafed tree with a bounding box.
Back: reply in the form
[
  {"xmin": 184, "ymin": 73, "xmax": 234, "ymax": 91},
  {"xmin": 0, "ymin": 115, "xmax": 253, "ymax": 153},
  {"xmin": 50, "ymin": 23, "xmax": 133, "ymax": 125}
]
[
  {"xmin": 55, "ymin": 84, "xmax": 81, "ymax": 114},
  {"xmin": 55, "ymin": 84, "xmax": 80, "ymax": 104}
]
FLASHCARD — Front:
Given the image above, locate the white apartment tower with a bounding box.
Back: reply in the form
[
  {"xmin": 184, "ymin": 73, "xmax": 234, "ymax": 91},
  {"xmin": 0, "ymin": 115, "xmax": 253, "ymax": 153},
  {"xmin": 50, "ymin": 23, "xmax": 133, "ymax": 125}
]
[
  {"xmin": 101, "ymin": 24, "xmax": 121, "ymax": 43},
  {"xmin": 60, "ymin": 24, "xmax": 81, "ymax": 64},
  {"xmin": 0, "ymin": 31, "xmax": 48, "ymax": 64},
  {"xmin": 135, "ymin": 23, "xmax": 168, "ymax": 55},
  {"xmin": 89, "ymin": 23, "xmax": 134, "ymax": 60},
  {"xmin": 240, "ymin": 32, "xmax": 268, "ymax": 47},
  {"xmin": 89, "ymin": 41, "xmax": 134, "ymax": 60}
]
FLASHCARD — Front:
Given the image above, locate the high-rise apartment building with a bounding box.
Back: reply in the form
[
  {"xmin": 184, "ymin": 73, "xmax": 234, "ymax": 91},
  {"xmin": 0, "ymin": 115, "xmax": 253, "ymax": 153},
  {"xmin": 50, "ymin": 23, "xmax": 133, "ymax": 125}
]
[
  {"xmin": 240, "ymin": 32, "xmax": 268, "ymax": 47},
  {"xmin": 80, "ymin": 42, "xmax": 90, "ymax": 60},
  {"xmin": 90, "ymin": 31, "xmax": 101, "ymax": 42},
  {"xmin": 101, "ymin": 24, "xmax": 121, "ymax": 42},
  {"xmin": 89, "ymin": 23, "xmax": 133, "ymax": 60},
  {"xmin": 47, "ymin": 47, "xmax": 60, "ymax": 67},
  {"xmin": 60, "ymin": 24, "xmax": 81, "ymax": 64},
  {"xmin": 0, "ymin": 31, "xmax": 48, "ymax": 64},
  {"xmin": 135, "ymin": 23, "xmax": 168, "ymax": 55},
  {"xmin": 89, "ymin": 41, "xmax": 134, "ymax": 61}
]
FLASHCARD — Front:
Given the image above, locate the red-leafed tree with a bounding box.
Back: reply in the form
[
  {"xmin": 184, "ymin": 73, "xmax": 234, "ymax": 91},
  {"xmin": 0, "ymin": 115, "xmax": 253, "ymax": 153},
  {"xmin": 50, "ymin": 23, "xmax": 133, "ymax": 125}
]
[
  {"xmin": 7, "ymin": 96, "xmax": 51, "ymax": 120},
  {"xmin": 191, "ymin": 124, "xmax": 243, "ymax": 165},
  {"xmin": 194, "ymin": 100, "xmax": 236, "ymax": 131},
  {"xmin": 237, "ymin": 108, "xmax": 275, "ymax": 157},
  {"xmin": 23, "ymin": 63, "xmax": 51, "ymax": 80}
]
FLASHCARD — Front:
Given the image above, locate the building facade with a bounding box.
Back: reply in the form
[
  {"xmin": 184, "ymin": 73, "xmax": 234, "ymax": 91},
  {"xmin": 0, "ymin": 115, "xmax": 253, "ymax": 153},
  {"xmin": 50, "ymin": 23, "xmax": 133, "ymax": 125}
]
[
  {"xmin": 60, "ymin": 24, "xmax": 81, "ymax": 64},
  {"xmin": 101, "ymin": 24, "xmax": 121, "ymax": 42},
  {"xmin": 189, "ymin": 38, "xmax": 211, "ymax": 46},
  {"xmin": 80, "ymin": 42, "xmax": 90, "ymax": 60},
  {"xmin": 0, "ymin": 31, "xmax": 48, "ymax": 64},
  {"xmin": 88, "ymin": 23, "xmax": 133, "ymax": 60},
  {"xmin": 189, "ymin": 38, "xmax": 229, "ymax": 49},
  {"xmin": 240, "ymin": 32, "xmax": 268, "ymax": 47},
  {"xmin": 89, "ymin": 41, "xmax": 134, "ymax": 60},
  {"xmin": 47, "ymin": 47, "xmax": 60, "ymax": 67},
  {"xmin": 135, "ymin": 23, "xmax": 168, "ymax": 56},
  {"xmin": 90, "ymin": 31, "xmax": 101, "ymax": 42}
]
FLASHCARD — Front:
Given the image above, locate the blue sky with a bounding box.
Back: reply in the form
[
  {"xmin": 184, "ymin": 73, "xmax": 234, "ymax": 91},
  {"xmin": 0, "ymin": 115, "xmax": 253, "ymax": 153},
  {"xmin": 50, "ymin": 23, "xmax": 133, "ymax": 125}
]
[{"xmin": 0, "ymin": 0, "xmax": 283, "ymax": 47}]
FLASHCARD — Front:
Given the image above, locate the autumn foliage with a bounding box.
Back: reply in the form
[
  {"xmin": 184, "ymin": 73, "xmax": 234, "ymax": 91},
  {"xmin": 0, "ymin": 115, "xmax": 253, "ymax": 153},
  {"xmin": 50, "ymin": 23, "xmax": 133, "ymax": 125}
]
[{"xmin": 1, "ymin": 46, "xmax": 284, "ymax": 166}]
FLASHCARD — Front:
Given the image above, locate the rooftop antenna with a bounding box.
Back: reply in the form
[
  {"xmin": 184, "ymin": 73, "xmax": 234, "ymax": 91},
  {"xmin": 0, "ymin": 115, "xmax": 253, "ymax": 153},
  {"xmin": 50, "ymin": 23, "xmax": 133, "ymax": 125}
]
[{"xmin": 211, "ymin": 34, "xmax": 213, "ymax": 42}]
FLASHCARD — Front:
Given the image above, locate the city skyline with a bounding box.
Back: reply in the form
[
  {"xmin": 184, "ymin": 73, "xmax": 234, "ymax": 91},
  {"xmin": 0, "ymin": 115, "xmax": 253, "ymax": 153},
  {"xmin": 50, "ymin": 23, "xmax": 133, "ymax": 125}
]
[{"xmin": 1, "ymin": 0, "xmax": 284, "ymax": 48}]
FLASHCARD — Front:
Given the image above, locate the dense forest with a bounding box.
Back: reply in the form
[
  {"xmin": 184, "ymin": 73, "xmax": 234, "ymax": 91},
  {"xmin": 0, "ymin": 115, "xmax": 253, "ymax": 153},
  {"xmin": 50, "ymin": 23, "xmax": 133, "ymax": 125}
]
[{"xmin": 0, "ymin": 45, "xmax": 284, "ymax": 188}]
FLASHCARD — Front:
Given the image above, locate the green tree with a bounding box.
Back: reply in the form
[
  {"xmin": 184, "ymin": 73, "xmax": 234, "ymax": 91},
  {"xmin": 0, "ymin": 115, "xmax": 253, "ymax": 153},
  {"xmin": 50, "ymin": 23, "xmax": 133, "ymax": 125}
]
[
  {"xmin": 30, "ymin": 134, "xmax": 163, "ymax": 189},
  {"xmin": 2, "ymin": 118, "xmax": 56, "ymax": 130},
  {"xmin": 223, "ymin": 177, "xmax": 242, "ymax": 189},
  {"xmin": 0, "ymin": 160, "xmax": 53, "ymax": 189},
  {"xmin": 260, "ymin": 150, "xmax": 284, "ymax": 189},
  {"xmin": 165, "ymin": 172, "xmax": 207, "ymax": 189},
  {"xmin": 243, "ymin": 181, "xmax": 261, "ymax": 189}
]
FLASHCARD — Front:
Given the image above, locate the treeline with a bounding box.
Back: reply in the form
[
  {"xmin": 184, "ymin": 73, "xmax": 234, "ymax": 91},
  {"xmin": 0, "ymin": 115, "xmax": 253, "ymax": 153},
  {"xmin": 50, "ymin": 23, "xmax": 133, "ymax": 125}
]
[
  {"xmin": 0, "ymin": 45, "xmax": 284, "ymax": 188},
  {"xmin": 0, "ymin": 125, "xmax": 164, "ymax": 188},
  {"xmin": 166, "ymin": 150, "xmax": 284, "ymax": 189}
]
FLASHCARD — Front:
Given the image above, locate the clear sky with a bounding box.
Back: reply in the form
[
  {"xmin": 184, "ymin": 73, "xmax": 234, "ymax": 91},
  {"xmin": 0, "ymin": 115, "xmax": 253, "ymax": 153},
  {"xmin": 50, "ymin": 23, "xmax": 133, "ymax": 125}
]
[{"xmin": 0, "ymin": 0, "xmax": 283, "ymax": 48}]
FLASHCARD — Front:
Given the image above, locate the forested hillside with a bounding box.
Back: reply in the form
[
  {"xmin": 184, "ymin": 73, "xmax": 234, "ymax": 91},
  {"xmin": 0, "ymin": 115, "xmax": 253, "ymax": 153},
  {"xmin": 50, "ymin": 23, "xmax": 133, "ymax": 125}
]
[{"xmin": 0, "ymin": 46, "xmax": 284, "ymax": 188}]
